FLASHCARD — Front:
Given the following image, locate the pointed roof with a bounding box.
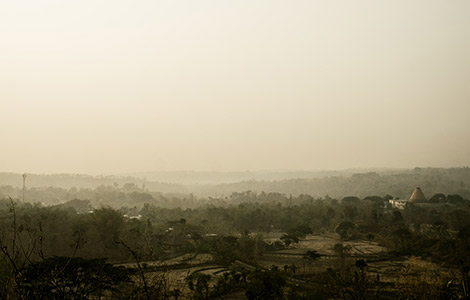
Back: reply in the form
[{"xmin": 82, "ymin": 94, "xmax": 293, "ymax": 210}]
[{"xmin": 409, "ymin": 187, "xmax": 426, "ymax": 202}]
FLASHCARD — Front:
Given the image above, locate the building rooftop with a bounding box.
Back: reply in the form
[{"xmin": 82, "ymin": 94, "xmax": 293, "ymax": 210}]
[{"xmin": 409, "ymin": 187, "xmax": 426, "ymax": 202}]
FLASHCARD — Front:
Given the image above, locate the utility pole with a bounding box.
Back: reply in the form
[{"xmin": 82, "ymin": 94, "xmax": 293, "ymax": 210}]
[{"xmin": 22, "ymin": 173, "xmax": 27, "ymax": 202}]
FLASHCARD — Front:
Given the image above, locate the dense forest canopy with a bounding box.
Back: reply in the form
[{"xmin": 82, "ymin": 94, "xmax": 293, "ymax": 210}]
[
  {"xmin": 0, "ymin": 184, "xmax": 469, "ymax": 299},
  {"xmin": 0, "ymin": 168, "xmax": 470, "ymax": 299}
]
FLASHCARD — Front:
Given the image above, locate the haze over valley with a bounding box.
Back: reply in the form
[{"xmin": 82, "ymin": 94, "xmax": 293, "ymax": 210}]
[{"xmin": 1, "ymin": 1, "xmax": 469, "ymax": 299}]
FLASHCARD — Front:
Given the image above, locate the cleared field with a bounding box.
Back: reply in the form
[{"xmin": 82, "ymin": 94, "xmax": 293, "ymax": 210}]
[
  {"xmin": 117, "ymin": 233, "xmax": 459, "ymax": 299},
  {"xmin": 260, "ymin": 233, "xmax": 455, "ymax": 285}
]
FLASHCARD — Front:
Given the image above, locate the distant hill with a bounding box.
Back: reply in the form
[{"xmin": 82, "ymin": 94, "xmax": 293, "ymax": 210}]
[
  {"xmin": 120, "ymin": 168, "xmax": 405, "ymax": 185},
  {"xmin": 1, "ymin": 167, "xmax": 469, "ymax": 200},
  {"xmin": 193, "ymin": 167, "xmax": 470, "ymax": 199},
  {"xmin": 0, "ymin": 172, "xmax": 186, "ymax": 194}
]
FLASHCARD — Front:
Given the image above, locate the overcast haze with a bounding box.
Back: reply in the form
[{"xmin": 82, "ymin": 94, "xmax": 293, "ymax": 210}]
[{"xmin": 1, "ymin": 0, "xmax": 469, "ymax": 174}]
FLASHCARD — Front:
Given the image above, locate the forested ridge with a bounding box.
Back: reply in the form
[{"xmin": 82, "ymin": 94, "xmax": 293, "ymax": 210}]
[{"xmin": 2, "ymin": 168, "xmax": 470, "ymax": 206}]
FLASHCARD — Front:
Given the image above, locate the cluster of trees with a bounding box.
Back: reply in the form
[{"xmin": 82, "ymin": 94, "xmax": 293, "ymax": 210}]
[
  {"xmin": 1, "ymin": 188, "xmax": 470, "ymax": 262},
  {"xmin": 0, "ymin": 185, "xmax": 469, "ymax": 298}
]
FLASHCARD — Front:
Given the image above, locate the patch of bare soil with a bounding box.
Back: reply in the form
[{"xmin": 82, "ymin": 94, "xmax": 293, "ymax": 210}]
[{"xmin": 260, "ymin": 233, "xmax": 388, "ymax": 273}]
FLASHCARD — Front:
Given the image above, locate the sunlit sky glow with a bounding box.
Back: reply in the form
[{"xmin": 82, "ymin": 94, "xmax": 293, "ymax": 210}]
[{"xmin": 1, "ymin": 0, "xmax": 469, "ymax": 174}]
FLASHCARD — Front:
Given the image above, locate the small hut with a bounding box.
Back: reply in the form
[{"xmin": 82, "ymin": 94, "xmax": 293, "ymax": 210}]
[{"xmin": 409, "ymin": 187, "xmax": 426, "ymax": 202}]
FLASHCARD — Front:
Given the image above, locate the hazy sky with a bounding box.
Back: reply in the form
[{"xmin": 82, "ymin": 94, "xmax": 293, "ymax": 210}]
[{"xmin": 1, "ymin": 0, "xmax": 469, "ymax": 174}]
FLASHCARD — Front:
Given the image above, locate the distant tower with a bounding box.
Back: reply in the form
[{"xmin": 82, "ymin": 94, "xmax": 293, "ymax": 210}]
[
  {"xmin": 22, "ymin": 173, "xmax": 27, "ymax": 202},
  {"xmin": 409, "ymin": 187, "xmax": 426, "ymax": 202}
]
